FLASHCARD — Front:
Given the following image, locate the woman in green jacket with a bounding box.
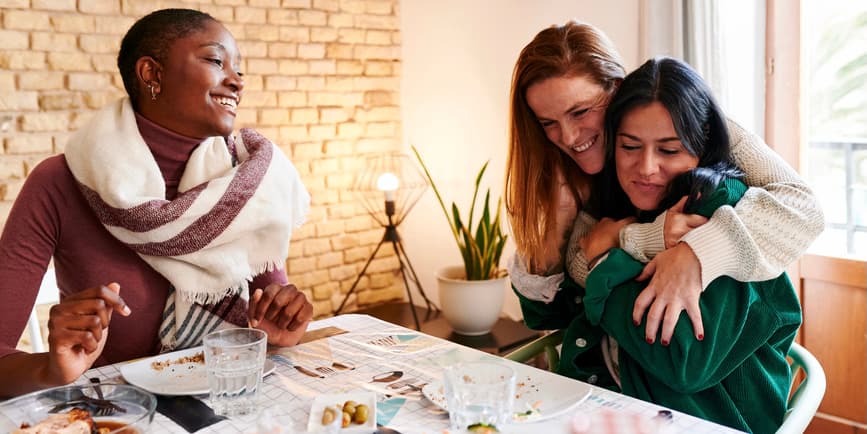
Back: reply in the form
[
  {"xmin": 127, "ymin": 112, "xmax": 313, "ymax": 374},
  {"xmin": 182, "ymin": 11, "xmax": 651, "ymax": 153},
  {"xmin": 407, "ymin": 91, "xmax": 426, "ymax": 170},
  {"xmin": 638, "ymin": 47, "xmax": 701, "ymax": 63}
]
[{"xmin": 516, "ymin": 57, "xmax": 801, "ymax": 434}]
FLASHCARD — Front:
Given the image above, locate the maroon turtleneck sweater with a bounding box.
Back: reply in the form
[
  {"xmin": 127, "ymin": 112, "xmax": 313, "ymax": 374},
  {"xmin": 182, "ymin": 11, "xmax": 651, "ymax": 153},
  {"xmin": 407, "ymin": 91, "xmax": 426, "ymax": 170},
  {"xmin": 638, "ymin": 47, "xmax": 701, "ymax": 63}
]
[{"xmin": 0, "ymin": 113, "xmax": 287, "ymax": 364}]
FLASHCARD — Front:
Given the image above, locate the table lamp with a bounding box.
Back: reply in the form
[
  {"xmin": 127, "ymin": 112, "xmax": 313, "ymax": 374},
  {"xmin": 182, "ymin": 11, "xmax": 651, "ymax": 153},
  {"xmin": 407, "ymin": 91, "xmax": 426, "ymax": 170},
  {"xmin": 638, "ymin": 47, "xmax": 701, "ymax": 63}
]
[{"xmin": 334, "ymin": 153, "xmax": 437, "ymax": 330}]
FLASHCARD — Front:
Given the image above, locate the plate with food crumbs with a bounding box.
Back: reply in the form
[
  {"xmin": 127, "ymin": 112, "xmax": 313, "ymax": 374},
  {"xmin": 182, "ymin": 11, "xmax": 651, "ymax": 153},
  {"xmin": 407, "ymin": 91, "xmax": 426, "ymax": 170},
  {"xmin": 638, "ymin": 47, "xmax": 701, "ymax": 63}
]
[
  {"xmin": 120, "ymin": 346, "xmax": 276, "ymax": 396},
  {"xmin": 422, "ymin": 370, "xmax": 591, "ymax": 424},
  {"xmin": 306, "ymin": 391, "xmax": 376, "ymax": 433}
]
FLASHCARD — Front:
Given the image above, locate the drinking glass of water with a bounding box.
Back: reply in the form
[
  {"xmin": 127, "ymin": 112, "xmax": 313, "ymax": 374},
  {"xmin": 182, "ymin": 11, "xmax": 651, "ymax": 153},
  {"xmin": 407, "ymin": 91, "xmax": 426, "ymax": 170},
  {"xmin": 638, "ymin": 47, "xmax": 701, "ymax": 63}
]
[
  {"xmin": 443, "ymin": 361, "xmax": 516, "ymax": 430},
  {"xmin": 204, "ymin": 328, "xmax": 268, "ymax": 417}
]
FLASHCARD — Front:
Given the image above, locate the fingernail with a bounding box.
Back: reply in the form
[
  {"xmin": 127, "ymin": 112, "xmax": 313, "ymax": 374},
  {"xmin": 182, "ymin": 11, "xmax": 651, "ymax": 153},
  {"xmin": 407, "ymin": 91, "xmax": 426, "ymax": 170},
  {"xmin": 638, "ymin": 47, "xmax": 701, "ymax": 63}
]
[
  {"xmin": 697, "ymin": 334, "xmax": 704, "ymax": 341},
  {"xmin": 633, "ymin": 320, "xmax": 640, "ymax": 326},
  {"xmin": 646, "ymin": 337, "xmax": 654, "ymax": 344},
  {"xmin": 250, "ymin": 318, "xmax": 258, "ymax": 327},
  {"xmin": 661, "ymin": 339, "xmax": 669, "ymax": 346},
  {"xmin": 121, "ymin": 305, "xmax": 131, "ymax": 316}
]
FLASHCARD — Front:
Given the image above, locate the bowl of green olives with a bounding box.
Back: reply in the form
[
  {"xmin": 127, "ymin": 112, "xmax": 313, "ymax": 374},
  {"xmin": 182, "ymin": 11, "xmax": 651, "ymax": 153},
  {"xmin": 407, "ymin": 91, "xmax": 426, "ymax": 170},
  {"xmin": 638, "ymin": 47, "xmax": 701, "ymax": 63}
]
[{"xmin": 307, "ymin": 391, "xmax": 376, "ymax": 432}]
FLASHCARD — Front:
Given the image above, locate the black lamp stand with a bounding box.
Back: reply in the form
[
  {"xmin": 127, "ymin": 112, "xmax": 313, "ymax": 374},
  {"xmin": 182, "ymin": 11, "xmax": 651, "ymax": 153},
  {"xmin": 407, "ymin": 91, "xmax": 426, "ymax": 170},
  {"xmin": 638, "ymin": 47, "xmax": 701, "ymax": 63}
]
[{"xmin": 334, "ymin": 200, "xmax": 437, "ymax": 330}]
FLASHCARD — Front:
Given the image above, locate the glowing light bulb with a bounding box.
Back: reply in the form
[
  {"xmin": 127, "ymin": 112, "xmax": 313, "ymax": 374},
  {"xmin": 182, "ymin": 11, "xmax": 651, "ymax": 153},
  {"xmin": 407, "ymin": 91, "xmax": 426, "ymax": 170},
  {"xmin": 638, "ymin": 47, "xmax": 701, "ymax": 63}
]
[{"xmin": 377, "ymin": 172, "xmax": 400, "ymax": 201}]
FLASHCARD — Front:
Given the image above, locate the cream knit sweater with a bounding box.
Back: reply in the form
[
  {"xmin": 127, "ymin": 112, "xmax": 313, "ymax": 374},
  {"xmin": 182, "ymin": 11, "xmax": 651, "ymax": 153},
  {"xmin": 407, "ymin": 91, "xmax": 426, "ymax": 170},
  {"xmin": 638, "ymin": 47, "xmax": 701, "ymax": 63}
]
[{"xmin": 510, "ymin": 120, "xmax": 825, "ymax": 302}]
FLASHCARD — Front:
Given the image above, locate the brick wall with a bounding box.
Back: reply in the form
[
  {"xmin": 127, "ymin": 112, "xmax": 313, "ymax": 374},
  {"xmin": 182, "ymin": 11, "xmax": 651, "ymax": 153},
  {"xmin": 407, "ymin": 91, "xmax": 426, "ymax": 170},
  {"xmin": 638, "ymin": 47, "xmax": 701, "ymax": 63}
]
[{"xmin": 0, "ymin": 0, "xmax": 405, "ymax": 318}]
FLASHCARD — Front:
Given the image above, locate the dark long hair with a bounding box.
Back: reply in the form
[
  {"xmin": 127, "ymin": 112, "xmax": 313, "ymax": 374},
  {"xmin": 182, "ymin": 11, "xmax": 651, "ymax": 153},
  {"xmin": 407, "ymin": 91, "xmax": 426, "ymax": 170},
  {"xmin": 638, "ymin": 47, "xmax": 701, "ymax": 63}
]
[
  {"xmin": 588, "ymin": 56, "xmax": 742, "ymax": 221},
  {"xmin": 117, "ymin": 9, "xmax": 217, "ymax": 108}
]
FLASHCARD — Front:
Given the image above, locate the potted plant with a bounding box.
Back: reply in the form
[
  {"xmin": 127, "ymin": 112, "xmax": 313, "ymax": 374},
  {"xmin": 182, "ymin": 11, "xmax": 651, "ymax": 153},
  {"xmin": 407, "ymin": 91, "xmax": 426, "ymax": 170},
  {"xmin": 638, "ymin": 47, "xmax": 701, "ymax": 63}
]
[{"xmin": 412, "ymin": 146, "xmax": 508, "ymax": 335}]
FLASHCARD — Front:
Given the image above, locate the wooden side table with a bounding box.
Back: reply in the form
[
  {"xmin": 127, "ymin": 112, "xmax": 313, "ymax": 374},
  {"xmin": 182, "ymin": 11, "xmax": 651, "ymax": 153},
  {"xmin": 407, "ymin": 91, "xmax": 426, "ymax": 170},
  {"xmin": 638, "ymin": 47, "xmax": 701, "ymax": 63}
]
[{"xmin": 353, "ymin": 302, "xmax": 541, "ymax": 355}]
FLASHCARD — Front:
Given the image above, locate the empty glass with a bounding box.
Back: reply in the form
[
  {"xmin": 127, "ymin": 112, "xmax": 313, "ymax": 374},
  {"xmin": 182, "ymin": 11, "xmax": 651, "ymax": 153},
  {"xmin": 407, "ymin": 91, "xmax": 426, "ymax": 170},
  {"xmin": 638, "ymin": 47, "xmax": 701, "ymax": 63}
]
[{"xmin": 443, "ymin": 361, "xmax": 516, "ymax": 430}]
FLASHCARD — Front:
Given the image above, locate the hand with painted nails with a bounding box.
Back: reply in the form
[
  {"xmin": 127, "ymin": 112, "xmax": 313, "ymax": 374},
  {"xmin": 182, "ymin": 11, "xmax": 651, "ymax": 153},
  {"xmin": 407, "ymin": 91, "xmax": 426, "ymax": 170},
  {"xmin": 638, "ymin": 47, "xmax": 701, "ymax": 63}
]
[
  {"xmin": 632, "ymin": 243, "xmax": 704, "ymax": 344},
  {"xmin": 248, "ymin": 283, "xmax": 313, "ymax": 347},
  {"xmin": 46, "ymin": 282, "xmax": 131, "ymax": 385}
]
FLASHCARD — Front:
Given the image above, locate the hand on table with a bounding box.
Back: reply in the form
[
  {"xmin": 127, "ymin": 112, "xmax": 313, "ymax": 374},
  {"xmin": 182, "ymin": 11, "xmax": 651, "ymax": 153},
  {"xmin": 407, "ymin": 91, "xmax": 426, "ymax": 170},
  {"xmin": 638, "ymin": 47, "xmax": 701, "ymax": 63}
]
[
  {"xmin": 632, "ymin": 243, "xmax": 704, "ymax": 345},
  {"xmin": 663, "ymin": 196, "xmax": 708, "ymax": 249},
  {"xmin": 46, "ymin": 283, "xmax": 130, "ymax": 384},
  {"xmin": 248, "ymin": 283, "xmax": 313, "ymax": 347}
]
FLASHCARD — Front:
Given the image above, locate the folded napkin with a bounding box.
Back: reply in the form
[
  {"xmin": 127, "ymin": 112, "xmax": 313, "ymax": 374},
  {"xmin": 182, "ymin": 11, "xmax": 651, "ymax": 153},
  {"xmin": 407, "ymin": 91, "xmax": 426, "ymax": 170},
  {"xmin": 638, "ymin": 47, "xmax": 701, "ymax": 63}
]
[{"xmin": 156, "ymin": 395, "xmax": 225, "ymax": 432}]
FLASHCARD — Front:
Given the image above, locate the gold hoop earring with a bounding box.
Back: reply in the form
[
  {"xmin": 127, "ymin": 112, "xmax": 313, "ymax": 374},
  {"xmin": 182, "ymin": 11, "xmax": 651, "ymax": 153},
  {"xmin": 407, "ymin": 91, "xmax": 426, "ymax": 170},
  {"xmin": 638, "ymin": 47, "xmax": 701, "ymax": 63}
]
[{"xmin": 148, "ymin": 83, "xmax": 158, "ymax": 101}]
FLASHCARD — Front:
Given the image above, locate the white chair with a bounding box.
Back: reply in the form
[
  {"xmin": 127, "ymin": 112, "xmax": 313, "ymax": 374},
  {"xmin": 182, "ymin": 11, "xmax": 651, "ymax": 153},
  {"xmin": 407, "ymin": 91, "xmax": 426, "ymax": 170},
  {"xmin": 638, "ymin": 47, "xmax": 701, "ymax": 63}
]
[
  {"xmin": 26, "ymin": 270, "xmax": 60, "ymax": 353},
  {"xmin": 777, "ymin": 342, "xmax": 827, "ymax": 434}
]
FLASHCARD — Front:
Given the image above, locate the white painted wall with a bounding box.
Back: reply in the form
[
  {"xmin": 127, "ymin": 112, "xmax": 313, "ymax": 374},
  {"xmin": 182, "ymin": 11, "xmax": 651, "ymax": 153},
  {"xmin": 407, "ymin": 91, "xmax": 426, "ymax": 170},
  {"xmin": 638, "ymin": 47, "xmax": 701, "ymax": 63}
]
[{"xmin": 398, "ymin": 0, "xmax": 640, "ymax": 319}]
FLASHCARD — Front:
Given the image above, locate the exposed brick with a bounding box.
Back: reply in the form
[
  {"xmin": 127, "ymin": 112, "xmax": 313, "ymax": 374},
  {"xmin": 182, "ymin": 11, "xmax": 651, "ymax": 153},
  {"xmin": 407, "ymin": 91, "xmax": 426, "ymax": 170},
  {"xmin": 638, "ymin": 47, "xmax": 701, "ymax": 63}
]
[
  {"xmin": 340, "ymin": 0, "xmax": 365, "ymax": 14},
  {"xmin": 79, "ymin": 34, "xmax": 119, "ymax": 54},
  {"xmin": 20, "ymin": 112, "xmax": 70, "ymax": 132},
  {"xmin": 0, "ymin": 71, "xmax": 15, "ymax": 91},
  {"xmin": 392, "ymin": 30, "xmax": 401, "ymax": 44},
  {"xmin": 308, "ymin": 59, "xmax": 336, "ymax": 74},
  {"xmin": 68, "ymin": 72, "xmax": 113, "ymax": 91},
  {"xmin": 90, "ymin": 54, "xmax": 117, "ymax": 72},
  {"xmin": 328, "ymin": 13, "xmax": 353, "ymax": 28},
  {"xmin": 311, "ymin": 27, "xmax": 338, "ymax": 42},
  {"xmin": 238, "ymin": 41, "xmax": 267, "ymax": 58},
  {"xmin": 235, "ymin": 6, "xmax": 267, "ymax": 24},
  {"xmin": 296, "ymin": 76, "xmax": 325, "ymax": 90},
  {"xmin": 214, "ymin": 0, "xmax": 245, "ymax": 5},
  {"xmin": 0, "ymin": 51, "xmax": 46, "ymax": 69},
  {"xmin": 0, "ymin": 30, "xmax": 28, "ymax": 49},
  {"xmin": 323, "ymin": 139, "xmax": 354, "ymax": 156},
  {"xmin": 336, "ymin": 60, "xmax": 363, "ymax": 75},
  {"xmin": 0, "ymin": 92, "xmax": 39, "ymax": 111},
  {"xmin": 364, "ymin": 60, "xmax": 393, "ymax": 75},
  {"xmin": 264, "ymin": 76, "xmax": 297, "ymax": 91},
  {"xmin": 39, "ymin": 93, "xmax": 83, "ymax": 111},
  {"xmin": 356, "ymin": 106, "xmax": 400, "ymax": 122},
  {"xmin": 268, "ymin": 42, "xmax": 298, "ymax": 58},
  {"xmin": 83, "ymin": 91, "xmax": 120, "ymax": 109},
  {"xmin": 319, "ymin": 107, "xmax": 350, "ymax": 123},
  {"xmin": 354, "ymin": 14, "xmax": 398, "ymax": 29},
  {"xmin": 246, "ymin": 58, "xmax": 279, "ymax": 75},
  {"xmin": 47, "ymin": 51, "xmax": 93, "ymax": 72},
  {"xmin": 354, "ymin": 45, "xmax": 400, "ymax": 60},
  {"xmin": 336, "ymin": 122, "xmax": 364, "ymax": 138},
  {"xmin": 279, "ymin": 26, "xmax": 309, "ymax": 43},
  {"xmin": 250, "ymin": 0, "xmax": 281, "ymax": 6},
  {"xmin": 241, "ymin": 90, "xmax": 278, "ymax": 107},
  {"xmin": 368, "ymin": 273, "xmax": 396, "ymax": 289},
  {"xmin": 259, "ymin": 108, "xmax": 290, "ymax": 125},
  {"xmin": 310, "ymin": 300, "xmax": 332, "ymax": 318},
  {"xmin": 291, "ymin": 107, "xmax": 318, "ymax": 124},
  {"xmin": 308, "ymin": 124, "xmax": 336, "ymax": 140},
  {"xmin": 4, "ymin": 11, "xmax": 52, "ymax": 30},
  {"xmin": 18, "ymin": 71, "xmax": 64, "ymax": 90},
  {"xmin": 337, "ymin": 28, "xmax": 364, "ymax": 43},
  {"xmin": 278, "ymin": 59, "xmax": 308, "ymax": 75},
  {"xmin": 313, "ymin": 0, "xmax": 339, "ymax": 11},
  {"xmin": 267, "ymin": 9, "xmax": 298, "ymax": 25},
  {"xmin": 329, "ymin": 264, "xmax": 357, "ymax": 282},
  {"xmin": 356, "ymin": 137, "xmax": 398, "ymax": 153},
  {"xmin": 298, "ymin": 10, "xmax": 327, "ymax": 26},
  {"xmin": 53, "ymin": 132, "xmax": 71, "ymax": 153},
  {"xmin": 278, "ymin": 125, "xmax": 311, "ymax": 143},
  {"xmin": 0, "ymin": 0, "xmax": 29, "ymax": 7},
  {"xmin": 365, "ymin": 1, "xmax": 393, "ymax": 15},
  {"xmin": 366, "ymin": 30, "xmax": 391, "ymax": 45},
  {"xmin": 287, "ymin": 256, "xmax": 316, "ymax": 274},
  {"xmin": 325, "ymin": 43, "xmax": 353, "ymax": 59},
  {"xmin": 51, "ymin": 15, "xmax": 95, "ymax": 33},
  {"xmin": 312, "ymin": 282, "xmax": 338, "ymax": 301},
  {"xmin": 0, "ymin": 158, "xmax": 26, "ymax": 178},
  {"xmin": 198, "ymin": 5, "xmax": 235, "ymax": 22},
  {"xmin": 364, "ymin": 90, "xmax": 394, "ymax": 105},
  {"xmin": 298, "ymin": 43, "xmax": 326, "ymax": 59},
  {"xmin": 282, "ymin": 0, "xmax": 311, "ymax": 7},
  {"xmin": 277, "ymin": 90, "xmax": 307, "ymax": 106},
  {"xmin": 245, "ymin": 24, "xmax": 279, "ymax": 41},
  {"xmin": 79, "ymin": 0, "xmax": 120, "ymax": 14},
  {"xmin": 93, "ymin": 16, "xmax": 134, "ymax": 34},
  {"xmin": 366, "ymin": 121, "xmax": 397, "ymax": 137},
  {"xmin": 5, "ymin": 135, "xmax": 53, "ymax": 154},
  {"xmin": 308, "ymin": 91, "xmax": 363, "ymax": 106}
]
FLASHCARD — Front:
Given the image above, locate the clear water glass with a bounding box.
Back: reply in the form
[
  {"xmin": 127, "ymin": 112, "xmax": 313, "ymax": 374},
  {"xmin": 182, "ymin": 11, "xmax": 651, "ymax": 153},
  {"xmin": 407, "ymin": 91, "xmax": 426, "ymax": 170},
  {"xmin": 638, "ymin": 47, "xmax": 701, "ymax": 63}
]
[
  {"xmin": 443, "ymin": 361, "xmax": 516, "ymax": 430},
  {"xmin": 204, "ymin": 328, "xmax": 267, "ymax": 417}
]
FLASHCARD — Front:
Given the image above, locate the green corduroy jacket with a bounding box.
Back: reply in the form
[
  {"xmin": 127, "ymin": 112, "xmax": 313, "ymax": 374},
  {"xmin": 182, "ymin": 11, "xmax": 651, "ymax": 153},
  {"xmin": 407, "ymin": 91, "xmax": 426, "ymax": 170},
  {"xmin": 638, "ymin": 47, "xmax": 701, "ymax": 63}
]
[{"xmin": 515, "ymin": 178, "xmax": 802, "ymax": 434}]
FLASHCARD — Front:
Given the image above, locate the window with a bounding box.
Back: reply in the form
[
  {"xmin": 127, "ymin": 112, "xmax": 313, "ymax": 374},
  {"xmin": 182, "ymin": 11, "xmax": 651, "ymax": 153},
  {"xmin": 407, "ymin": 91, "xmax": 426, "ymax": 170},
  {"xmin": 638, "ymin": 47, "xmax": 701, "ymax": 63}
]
[{"xmin": 803, "ymin": 0, "xmax": 867, "ymax": 257}]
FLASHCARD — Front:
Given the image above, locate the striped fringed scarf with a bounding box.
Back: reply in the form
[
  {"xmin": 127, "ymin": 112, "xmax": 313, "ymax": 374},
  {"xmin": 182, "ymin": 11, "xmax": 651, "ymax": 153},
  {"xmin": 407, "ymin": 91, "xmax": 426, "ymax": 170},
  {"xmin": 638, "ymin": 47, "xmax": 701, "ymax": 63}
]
[{"xmin": 65, "ymin": 98, "xmax": 310, "ymax": 351}]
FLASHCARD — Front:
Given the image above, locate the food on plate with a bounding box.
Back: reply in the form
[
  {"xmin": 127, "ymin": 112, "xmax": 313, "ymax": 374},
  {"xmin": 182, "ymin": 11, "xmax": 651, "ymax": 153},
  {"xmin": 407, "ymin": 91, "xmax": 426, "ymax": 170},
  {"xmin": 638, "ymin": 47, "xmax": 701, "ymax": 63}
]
[
  {"xmin": 320, "ymin": 400, "xmax": 370, "ymax": 427},
  {"xmin": 467, "ymin": 422, "xmax": 499, "ymax": 433},
  {"xmin": 149, "ymin": 351, "xmax": 204, "ymax": 371},
  {"xmin": 13, "ymin": 407, "xmax": 119, "ymax": 434}
]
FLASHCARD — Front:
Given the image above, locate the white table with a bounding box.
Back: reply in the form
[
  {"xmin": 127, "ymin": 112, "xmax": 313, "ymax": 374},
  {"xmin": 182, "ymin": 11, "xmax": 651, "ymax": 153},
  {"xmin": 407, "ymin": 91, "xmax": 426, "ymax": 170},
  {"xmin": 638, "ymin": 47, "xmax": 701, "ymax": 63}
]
[{"xmin": 78, "ymin": 314, "xmax": 745, "ymax": 433}]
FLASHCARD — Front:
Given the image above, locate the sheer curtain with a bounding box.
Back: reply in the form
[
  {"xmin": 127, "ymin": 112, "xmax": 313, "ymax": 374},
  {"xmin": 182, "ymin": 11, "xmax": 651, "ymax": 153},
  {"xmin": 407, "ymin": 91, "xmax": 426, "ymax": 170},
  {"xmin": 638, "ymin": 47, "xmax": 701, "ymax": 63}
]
[{"xmin": 639, "ymin": 0, "xmax": 766, "ymax": 136}]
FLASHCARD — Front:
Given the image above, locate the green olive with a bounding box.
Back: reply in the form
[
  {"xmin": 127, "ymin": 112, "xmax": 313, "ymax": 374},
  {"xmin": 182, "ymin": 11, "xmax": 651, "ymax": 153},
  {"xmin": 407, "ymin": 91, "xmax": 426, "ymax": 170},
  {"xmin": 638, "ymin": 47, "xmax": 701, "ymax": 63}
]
[
  {"xmin": 342, "ymin": 400, "xmax": 357, "ymax": 415},
  {"xmin": 341, "ymin": 411, "xmax": 352, "ymax": 428},
  {"xmin": 353, "ymin": 404, "xmax": 369, "ymax": 424},
  {"xmin": 321, "ymin": 407, "xmax": 337, "ymax": 425}
]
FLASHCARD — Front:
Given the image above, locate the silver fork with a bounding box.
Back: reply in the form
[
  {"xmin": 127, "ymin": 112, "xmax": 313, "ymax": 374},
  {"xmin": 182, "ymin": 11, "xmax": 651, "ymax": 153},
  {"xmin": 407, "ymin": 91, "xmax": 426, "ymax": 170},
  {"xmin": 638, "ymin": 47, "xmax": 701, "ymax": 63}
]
[
  {"xmin": 315, "ymin": 366, "xmax": 336, "ymax": 375},
  {"xmin": 87, "ymin": 377, "xmax": 125, "ymax": 417}
]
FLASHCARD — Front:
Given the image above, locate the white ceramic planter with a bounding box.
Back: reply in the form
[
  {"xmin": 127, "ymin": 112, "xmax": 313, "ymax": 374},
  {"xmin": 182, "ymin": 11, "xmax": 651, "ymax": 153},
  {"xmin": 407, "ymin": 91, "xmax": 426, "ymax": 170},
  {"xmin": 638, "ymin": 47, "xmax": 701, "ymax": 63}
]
[{"xmin": 435, "ymin": 265, "xmax": 506, "ymax": 336}]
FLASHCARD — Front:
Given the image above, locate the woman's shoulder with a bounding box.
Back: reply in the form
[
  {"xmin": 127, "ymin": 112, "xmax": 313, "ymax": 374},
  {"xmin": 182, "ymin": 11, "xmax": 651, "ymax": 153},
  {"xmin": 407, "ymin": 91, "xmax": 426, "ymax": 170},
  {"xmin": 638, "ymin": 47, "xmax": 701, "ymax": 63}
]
[{"xmin": 725, "ymin": 118, "xmax": 765, "ymax": 151}]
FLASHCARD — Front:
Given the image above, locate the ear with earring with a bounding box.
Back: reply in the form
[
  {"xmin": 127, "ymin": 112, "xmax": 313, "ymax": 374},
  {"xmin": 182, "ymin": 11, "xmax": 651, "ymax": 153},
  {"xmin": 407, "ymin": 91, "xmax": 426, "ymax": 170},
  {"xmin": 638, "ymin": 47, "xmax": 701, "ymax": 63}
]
[{"xmin": 147, "ymin": 82, "xmax": 159, "ymax": 101}]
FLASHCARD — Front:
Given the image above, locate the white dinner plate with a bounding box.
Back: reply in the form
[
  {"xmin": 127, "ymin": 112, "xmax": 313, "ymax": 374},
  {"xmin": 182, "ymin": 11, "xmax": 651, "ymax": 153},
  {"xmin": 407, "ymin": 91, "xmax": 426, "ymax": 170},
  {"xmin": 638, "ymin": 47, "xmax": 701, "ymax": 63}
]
[
  {"xmin": 421, "ymin": 370, "xmax": 592, "ymax": 424},
  {"xmin": 120, "ymin": 346, "xmax": 276, "ymax": 396}
]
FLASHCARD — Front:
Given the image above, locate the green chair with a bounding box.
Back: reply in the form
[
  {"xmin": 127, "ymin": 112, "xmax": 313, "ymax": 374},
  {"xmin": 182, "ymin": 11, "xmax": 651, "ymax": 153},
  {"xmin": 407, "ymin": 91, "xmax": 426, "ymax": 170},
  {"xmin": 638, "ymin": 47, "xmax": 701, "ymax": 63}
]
[{"xmin": 503, "ymin": 329, "xmax": 564, "ymax": 372}]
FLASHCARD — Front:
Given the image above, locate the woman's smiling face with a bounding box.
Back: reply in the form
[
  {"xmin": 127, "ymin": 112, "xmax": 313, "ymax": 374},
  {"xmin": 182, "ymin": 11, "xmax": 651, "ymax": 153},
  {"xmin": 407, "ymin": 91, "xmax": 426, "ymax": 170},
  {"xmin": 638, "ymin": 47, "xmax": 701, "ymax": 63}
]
[
  {"xmin": 525, "ymin": 74, "xmax": 610, "ymax": 175},
  {"xmin": 615, "ymin": 101, "xmax": 699, "ymax": 211},
  {"xmin": 151, "ymin": 20, "xmax": 244, "ymax": 139}
]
